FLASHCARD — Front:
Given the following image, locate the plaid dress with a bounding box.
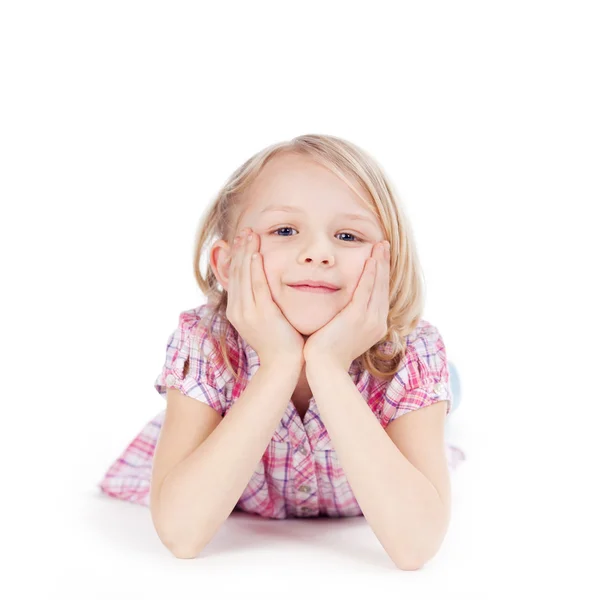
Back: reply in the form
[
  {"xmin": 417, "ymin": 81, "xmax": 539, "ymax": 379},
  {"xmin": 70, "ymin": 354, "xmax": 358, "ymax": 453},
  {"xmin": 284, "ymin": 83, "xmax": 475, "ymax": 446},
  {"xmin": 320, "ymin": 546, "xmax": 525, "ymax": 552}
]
[{"xmin": 98, "ymin": 303, "xmax": 466, "ymax": 519}]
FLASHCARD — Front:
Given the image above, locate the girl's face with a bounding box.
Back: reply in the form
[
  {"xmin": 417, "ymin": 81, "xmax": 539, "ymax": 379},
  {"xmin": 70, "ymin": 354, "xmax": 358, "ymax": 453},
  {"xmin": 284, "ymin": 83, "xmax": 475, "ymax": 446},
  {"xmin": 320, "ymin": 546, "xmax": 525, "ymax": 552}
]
[{"xmin": 217, "ymin": 152, "xmax": 386, "ymax": 336}]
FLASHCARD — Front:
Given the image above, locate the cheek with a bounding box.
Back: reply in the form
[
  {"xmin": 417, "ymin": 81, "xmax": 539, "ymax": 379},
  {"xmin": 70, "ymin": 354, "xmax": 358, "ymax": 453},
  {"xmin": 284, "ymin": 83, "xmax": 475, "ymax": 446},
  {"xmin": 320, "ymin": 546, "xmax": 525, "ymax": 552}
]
[
  {"xmin": 261, "ymin": 253, "xmax": 283, "ymax": 287},
  {"xmin": 348, "ymin": 253, "xmax": 367, "ymax": 273},
  {"xmin": 347, "ymin": 259, "xmax": 368, "ymax": 288}
]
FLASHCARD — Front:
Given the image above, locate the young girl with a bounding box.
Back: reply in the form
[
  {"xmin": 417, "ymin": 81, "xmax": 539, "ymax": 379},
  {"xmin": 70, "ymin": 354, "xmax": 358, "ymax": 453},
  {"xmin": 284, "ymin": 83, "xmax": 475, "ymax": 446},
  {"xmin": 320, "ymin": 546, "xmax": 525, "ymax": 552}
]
[{"xmin": 98, "ymin": 134, "xmax": 465, "ymax": 567}]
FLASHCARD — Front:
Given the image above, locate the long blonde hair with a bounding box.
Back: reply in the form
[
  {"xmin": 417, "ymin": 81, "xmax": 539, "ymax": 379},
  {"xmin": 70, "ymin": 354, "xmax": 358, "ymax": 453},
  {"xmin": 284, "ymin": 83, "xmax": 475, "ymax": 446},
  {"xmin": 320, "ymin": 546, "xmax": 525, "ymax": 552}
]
[{"xmin": 192, "ymin": 133, "xmax": 426, "ymax": 383}]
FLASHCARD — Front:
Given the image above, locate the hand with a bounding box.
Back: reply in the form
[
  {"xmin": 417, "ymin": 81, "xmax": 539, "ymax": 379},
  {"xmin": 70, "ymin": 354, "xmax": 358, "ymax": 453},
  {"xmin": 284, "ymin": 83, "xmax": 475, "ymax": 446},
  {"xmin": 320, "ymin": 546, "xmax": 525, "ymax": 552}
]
[
  {"xmin": 303, "ymin": 240, "xmax": 391, "ymax": 372},
  {"xmin": 225, "ymin": 227, "xmax": 306, "ymax": 369}
]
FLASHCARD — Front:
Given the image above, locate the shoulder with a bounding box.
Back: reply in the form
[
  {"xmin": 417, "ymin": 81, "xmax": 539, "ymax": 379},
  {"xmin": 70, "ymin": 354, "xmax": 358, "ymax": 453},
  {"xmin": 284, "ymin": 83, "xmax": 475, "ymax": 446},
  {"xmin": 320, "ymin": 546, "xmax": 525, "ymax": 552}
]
[
  {"xmin": 370, "ymin": 318, "xmax": 453, "ymax": 425},
  {"xmin": 177, "ymin": 303, "xmax": 237, "ymax": 349},
  {"xmin": 373, "ymin": 318, "xmax": 448, "ymax": 384},
  {"xmin": 168, "ymin": 302, "xmax": 244, "ymax": 390},
  {"xmin": 405, "ymin": 318, "xmax": 449, "ymax": 376}
]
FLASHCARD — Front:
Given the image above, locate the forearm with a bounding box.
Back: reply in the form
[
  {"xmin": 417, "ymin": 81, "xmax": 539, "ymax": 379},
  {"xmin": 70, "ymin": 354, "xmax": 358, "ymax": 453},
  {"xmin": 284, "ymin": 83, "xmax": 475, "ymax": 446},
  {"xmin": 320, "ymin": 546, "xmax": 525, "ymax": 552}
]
[
  {"xmin": 306, "ymin": 360, "xmax": 449, "ymax": 570},
  {"xmin": 159, "ymin": 359, "xmax": 302, "ymax": 555}
]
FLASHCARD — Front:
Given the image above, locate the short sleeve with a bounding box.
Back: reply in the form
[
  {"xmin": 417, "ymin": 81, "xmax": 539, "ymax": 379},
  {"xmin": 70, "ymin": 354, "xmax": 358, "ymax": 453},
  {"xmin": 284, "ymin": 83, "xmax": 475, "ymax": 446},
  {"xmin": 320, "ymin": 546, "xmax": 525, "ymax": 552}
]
[
  {"xmin": 380, "ymin": 321, "xmax": 453, "ymax": 428},
  {"xmin": 153, "ymin": 309, "xmax": 228, "ymax": 416}
]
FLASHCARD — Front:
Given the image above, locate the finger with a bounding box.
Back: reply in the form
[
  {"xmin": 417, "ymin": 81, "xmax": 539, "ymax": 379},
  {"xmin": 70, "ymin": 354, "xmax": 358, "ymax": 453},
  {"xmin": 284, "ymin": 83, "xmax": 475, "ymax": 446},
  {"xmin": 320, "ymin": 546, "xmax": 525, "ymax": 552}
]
[
  {"xmin": 251, "ymin": 249, "xmax": 271, "ymax": 307},
  {"xmin": 363, "ymin": 242, "xmax": 385, "ymax": 311},
  {"xmin": 239, "ymin": 230, "xmax": 255, "ymax": 311},
  {"xmin": 229, "ymin": 230, "xmax": 248, "ymax": 309},
  {"xmin": 227, "ymin": 233, "xmax": 243, "ymax": 305},
  {"xmin": 355, "ymin": 252, "xmax": 378, "ymax": 311},
  {"xmin": 249, "ymin": 232, "xmax": 273, "ymax": 308},
  {"xmin": 373, "ymin": 241, "xmax": 391, "ymax": 315}
]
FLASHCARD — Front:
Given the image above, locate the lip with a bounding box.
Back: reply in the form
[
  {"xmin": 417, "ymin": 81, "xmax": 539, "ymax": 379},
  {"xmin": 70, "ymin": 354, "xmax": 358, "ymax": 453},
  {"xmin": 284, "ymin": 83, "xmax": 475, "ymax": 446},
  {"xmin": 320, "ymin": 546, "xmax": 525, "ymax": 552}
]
[
  {"xmin": 288, "ymin": 280, "xmax": 340, "ymax": 290},
  {"xmin": 288, "ymin": 285, "xmax": 339, "ymax": 294}
]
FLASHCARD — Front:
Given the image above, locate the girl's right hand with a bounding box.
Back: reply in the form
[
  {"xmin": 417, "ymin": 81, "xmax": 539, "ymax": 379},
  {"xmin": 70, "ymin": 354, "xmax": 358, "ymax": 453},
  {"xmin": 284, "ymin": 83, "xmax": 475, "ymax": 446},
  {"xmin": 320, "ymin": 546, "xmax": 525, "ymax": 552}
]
[{"xmin": 225, "ymin": 227, "xmax": 306, "ymax": 369}]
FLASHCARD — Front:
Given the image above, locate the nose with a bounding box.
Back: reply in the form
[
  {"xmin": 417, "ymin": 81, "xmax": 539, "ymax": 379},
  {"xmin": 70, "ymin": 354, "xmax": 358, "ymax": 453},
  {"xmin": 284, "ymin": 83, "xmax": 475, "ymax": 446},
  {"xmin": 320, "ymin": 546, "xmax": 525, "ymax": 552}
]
[
  {"xmin": 296, "ymin": 234, "xmax": 337, "ymax": 265},
  {"xmin": 299, "ymin": 247, "xmax": 334, "ymax": 265},
  {"xmin": 302, "ymin": 255, "xmax": 333, "ymax": 265}
]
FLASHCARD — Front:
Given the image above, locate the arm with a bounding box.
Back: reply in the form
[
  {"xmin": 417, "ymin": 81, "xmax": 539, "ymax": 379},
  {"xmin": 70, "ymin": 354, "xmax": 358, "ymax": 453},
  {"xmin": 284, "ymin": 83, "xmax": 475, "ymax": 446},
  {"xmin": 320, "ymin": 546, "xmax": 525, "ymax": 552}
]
[
  {"xmin": 306, "ymin": 359, "xmax": 450, "ymax": 570},
  {"xmin": 157, "ymin": 359, "xmax": 302, "ymax": 557}
]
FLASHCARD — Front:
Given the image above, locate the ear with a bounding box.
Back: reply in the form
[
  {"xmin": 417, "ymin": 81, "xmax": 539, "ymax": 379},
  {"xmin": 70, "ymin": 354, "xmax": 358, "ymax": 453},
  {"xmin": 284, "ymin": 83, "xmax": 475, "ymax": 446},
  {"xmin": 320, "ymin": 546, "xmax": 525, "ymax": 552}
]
[{"xmin": 209, "ymin": 240, "xmax": 234, "ymax": 292}]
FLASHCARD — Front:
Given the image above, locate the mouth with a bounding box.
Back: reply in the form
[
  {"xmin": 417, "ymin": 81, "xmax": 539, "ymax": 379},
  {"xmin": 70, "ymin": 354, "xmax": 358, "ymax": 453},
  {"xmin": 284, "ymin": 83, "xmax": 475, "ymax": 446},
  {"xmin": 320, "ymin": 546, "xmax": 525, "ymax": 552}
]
[{"xmin": 288, "ymin": 285, "xmax": 340, "ymax": 294}]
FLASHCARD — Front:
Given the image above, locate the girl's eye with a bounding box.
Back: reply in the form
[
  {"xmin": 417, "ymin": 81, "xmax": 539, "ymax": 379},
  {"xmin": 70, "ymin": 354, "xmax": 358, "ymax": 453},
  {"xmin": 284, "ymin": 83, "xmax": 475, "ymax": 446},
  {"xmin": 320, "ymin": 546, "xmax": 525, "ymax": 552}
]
[{"xmin": 271, "ymin": 227, "xmax": 362, "ymax": 243}]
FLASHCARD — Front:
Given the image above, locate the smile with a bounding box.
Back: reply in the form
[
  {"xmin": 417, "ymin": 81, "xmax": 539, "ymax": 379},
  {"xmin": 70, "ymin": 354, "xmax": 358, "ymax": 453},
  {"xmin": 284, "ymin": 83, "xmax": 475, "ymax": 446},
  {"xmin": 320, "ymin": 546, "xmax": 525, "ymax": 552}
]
[{"xmin": 288, "ymin": 285, "xmax": 339, "ymax": 294}]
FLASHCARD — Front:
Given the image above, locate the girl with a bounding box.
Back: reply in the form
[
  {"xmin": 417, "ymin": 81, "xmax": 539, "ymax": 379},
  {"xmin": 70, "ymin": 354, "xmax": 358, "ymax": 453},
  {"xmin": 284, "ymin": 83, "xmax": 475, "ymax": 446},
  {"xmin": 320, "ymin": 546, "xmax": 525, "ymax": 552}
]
[{"xmin": 98, "ymin": 134, "xmax": 465, "ymax": 568}]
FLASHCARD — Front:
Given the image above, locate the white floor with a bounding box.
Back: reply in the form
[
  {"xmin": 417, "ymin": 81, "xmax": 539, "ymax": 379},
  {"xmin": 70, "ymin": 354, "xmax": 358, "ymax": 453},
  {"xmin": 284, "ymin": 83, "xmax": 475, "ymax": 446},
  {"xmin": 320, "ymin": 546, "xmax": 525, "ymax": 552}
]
[
  {"xmin": 13, "ymin": 402, "xmax": 587, "ymax": 599},
  {"xmin": 33, "ymin": 411, "xmax": 486, "ymax": 599},
  {"xmin": 65, "ymin": 467, "xmax": 472, "ymax": 598}
]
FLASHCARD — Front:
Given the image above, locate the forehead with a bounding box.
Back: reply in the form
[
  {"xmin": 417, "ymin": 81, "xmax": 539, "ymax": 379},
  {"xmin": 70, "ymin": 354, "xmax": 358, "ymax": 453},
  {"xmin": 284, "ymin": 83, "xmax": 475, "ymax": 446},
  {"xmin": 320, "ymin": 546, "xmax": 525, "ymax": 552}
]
[{"xmin": 243, "ymin": 153, "xmax": 378, "ymax": 224}]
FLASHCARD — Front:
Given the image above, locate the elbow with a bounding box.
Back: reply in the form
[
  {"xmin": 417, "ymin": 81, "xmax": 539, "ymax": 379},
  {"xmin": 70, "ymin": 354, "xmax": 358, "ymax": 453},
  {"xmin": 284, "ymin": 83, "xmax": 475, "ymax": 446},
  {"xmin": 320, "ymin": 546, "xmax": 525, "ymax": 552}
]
[
  {"xmin": 391, "ymin": 536, "xmax": 444, "ymax": 571},
  {"xmin": 393, "ymin": 540, "xmax": 444, "ymax": 571},
  {"xmin": 153, "ymin": 520, "xmax": 208, "ymax": 559},
  {"xmin": 159, "ymin": 530, "xmax": 208, "ymax": 559},
  {"xmin": 394, "ymin": 555, "xmax": 427, "ymax": 571},
  {"xmin": 168, "ymin": 542, "xmax": 202, "ymax": 559},
  {"xmin": 393, "ymin": 547, "xmax": 436, "ymax": 570},
  {"xmin": 160, "ymin": 532, "xmax": 210, "ymax": 559},
  {"xmin": 151, "ymin": 490, "xmax": 208, "ymax": 559},
  {"xmin": 393, "ymin": 506, "xmax": 450, "ymax": 570}
]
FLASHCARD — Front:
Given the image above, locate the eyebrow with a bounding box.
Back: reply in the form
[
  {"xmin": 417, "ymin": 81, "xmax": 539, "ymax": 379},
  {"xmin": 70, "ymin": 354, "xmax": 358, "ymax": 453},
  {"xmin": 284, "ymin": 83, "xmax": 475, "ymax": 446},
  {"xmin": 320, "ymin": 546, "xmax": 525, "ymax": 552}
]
[{"xmin": 259, "ymin": 204, "xmax": 377, "ymax": 226}]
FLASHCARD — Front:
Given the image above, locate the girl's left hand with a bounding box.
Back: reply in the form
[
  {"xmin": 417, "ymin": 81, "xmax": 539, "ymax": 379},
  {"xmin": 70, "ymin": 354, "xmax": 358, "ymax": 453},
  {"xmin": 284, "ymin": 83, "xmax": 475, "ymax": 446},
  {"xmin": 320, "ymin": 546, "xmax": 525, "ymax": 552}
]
[{"xmin": 303, "ymin": 240, "xmax": 391, "ymax": 372}]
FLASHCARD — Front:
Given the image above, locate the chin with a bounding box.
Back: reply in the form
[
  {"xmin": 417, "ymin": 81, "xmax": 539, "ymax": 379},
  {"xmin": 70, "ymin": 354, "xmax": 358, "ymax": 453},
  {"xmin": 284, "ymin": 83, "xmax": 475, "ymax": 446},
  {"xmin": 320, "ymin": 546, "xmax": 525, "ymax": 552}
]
[
  {"xmin": 282, "ymin": 308, "xmax": 336, "ymax": 336},
  {"xmin": 272, "ymin": 285, "xmax": 343, "ymax": 335},
  {"xmin": 292, "ymin": 322, "xmax": 322, "ymax": 337}
]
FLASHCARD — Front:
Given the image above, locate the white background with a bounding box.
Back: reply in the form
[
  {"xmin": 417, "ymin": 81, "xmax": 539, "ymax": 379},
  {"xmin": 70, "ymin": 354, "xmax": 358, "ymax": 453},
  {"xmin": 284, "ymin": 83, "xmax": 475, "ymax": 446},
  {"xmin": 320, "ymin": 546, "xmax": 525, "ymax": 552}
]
[{"xmin": 1, "ymin": 0, "xmax": 599, "ymax": 597}]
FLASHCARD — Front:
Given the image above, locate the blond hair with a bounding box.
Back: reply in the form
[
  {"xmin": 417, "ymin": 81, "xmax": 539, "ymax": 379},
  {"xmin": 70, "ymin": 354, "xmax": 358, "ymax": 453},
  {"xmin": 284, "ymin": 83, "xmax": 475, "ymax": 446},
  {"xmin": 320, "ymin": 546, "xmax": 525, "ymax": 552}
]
[{"xmin": 192, "ymin": 133, "xmax": 426, "ymax": 382}]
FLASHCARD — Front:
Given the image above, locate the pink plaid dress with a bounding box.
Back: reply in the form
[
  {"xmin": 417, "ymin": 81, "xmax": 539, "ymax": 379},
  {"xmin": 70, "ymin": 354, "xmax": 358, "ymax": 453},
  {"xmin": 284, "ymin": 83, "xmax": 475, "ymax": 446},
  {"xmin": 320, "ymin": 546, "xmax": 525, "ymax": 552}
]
[{"xmin": 98, "ymin": 303, "xmax": 466, "ymax": 519}]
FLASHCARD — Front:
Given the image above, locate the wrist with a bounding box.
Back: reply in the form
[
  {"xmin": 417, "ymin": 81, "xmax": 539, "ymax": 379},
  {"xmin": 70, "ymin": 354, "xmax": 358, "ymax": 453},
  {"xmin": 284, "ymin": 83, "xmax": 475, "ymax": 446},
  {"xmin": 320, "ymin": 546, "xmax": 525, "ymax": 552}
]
[
  {"xmin": 260, "ymin": 354, "xmax": 304, "ymax": 374},
  {"xmin": 305, "ymin": 354, "xmax": 349, "ymax": 374}
]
